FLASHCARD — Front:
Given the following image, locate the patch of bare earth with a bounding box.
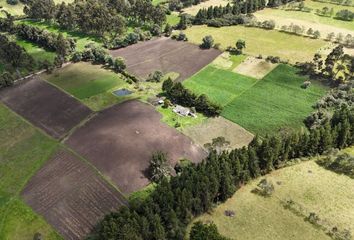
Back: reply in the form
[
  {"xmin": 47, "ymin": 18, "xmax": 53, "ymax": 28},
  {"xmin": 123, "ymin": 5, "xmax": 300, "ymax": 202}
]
[
  {"xmin": 233, "ymin": 56, "xmax": 278, "ymax": 79},
  {"xmin": 110, "ymin": 37, "xmax": 221, "ymax": 81},
  {"xmin": 182, "ymin": 117, "xmax": 254, "ymax": 150},
  {"xmin": 0, "ymin": 76, "xmax": 92, "ymax": 139},
  {"xmin": 65, "ymin": 100, "xmax": 207, "ymax": 194},
  {"xmin": 21, "ymin": 150, "xmax": 127, "ymax": 240}
]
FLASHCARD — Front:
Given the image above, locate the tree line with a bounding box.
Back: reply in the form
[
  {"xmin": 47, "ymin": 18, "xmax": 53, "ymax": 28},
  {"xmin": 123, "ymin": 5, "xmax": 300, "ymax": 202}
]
[
  {"xmin": 162, "ymin": 78, "xmax": 222, "ymax": 117},
  {"xmin": 90, "ymin": 101, "xmax": 354, "ymax": 239}
]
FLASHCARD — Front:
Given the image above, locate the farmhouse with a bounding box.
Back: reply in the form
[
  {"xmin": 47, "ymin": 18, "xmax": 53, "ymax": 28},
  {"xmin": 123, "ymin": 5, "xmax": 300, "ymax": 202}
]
[{"xmin": 173, "ymin": 105, "xmax": 197, "ymax": 117}]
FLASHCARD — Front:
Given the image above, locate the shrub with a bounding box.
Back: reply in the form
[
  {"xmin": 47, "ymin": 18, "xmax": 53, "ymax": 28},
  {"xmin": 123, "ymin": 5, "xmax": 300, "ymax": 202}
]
[
  {"xmin": 6, "ymin": 0, "xmax": 18, "ymax": 5},
  {"xmin": 200, "ymin": 35, "xmax": 214, "ymax": 49}
]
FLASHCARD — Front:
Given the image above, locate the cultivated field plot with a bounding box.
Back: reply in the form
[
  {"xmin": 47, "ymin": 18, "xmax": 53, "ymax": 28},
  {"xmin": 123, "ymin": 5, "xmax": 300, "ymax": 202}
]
[
  {"xmin": 184, "ymin": 25, "xmax": 328, "ymax": 63},
  {"xmin": 183, "ymin": 65, "xmax": 258, "ymax": 106},
  {"xmin": 0, "ymin": 77, "xmax": 92, "ymax": 139},
  {"xmin": 66, "ymin": 100, "xmax": 207, "ymax": 194},
  {"xmin": 182, "ymin": 117, "xmax": 254, "ymax": 149},
  {"xmin": 110, "ymin": 37, "xmax": 221, "ymax": 81},
  {"xmin": 190, "ymin": 160, "xmax": 354, "ymax": 240},
  {"xmin": 42, "ymin": 62, "xmax": 130, "ymax": 111},
  {"xmin": 22, "ymin": 150, "xmax": 127, "ymax": 240},
  {"xmin": 233, "ymin": 56, "xmax": 278, "ymax": 79},
  {"xmin": 222, "ymin": 64, "xmax": 327, "ymax": 135}
]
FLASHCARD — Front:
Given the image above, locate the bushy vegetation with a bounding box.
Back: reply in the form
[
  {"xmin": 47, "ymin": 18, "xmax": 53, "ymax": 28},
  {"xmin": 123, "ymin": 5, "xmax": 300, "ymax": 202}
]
[
  {"xmin": 318, "ymin": 151, "xmax": 354, "ymax": 178},
  {"xmin": 163, "ymin": 78, "xmax": 222, "ymax": 117},
  {"xmin": 91, "ymin": 105, "xmax": 354, "ymax": 240}
]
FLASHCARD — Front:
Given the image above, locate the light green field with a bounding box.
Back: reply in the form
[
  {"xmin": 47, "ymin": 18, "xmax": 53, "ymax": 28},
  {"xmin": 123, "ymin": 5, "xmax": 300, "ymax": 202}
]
[
  {"xmin": 189, "ymin": 158, "xmax": 354, "ymax": 240},
  {"xmin": 42, "ymin": 62, "xmax": 130, "ymax": 110},
  {"xmin": 210, "ymin": 52, "xmax": 247, "ymax": 71},
  {"xmin": 0, "ymin": 103, "xmax": 61, "ymax": 240},
  {"xmin": 184, "ymin": 25, "xmax": 328, "ymax": 63},
  {"xmin": 255, "ymin": 0, "xmax": 354, "ymax": 32},
  {"xmin": 166, "ymin": 13, "xmax": 181, "ymax": 26},
  {"xmin": 16, "ymin": 39, "xmax": 57, "ymax": 64},
  {"xmin": 222, "ymin": 64, "xmax": 327, "ymax": 135},
  {"xmin": 183, "ymin": 66, "xmax": 258, "ymax": 107},
  {"xmin": 19, "ymin": 20, "xmax": 101, "ymax": 51}
]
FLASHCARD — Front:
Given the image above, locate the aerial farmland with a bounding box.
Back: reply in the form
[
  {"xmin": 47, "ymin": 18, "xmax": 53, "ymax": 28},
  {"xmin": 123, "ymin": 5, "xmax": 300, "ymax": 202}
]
[{"xmin": 0, "ymin": 0, "xmax": 353, "ymax": 239}]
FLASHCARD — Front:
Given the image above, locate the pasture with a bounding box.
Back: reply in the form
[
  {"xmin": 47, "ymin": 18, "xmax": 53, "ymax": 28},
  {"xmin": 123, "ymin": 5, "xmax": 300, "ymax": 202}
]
[
  {"xmin": 182, "ymin": 117, "xmax": 254, "ymax": 150},
  {"xmin": 42, "ymin": 62, "xmax": 130, "ymax": 110},
  {"xmin": 210, "ymin": 52, "xmax": 246, "ymax": 71},
  {"xmin": 182, "ymin": 0, "xmax": 231, "ymax": 15},
  {"xmin": 65, "ymin": 100, "xmax": 207, "ymax": 194},
  {"xmin": 0, "ymin": 103, "xmax": 61, "ymax": 240},
  {"xmin": 189, "ymin": 159, "xmax": 354, "ymax": 240},
  {"xmin": 222, "ymin": 64, "xmax": 327, "ymax": 135},
  {"xmin": 22, "ymin": 150, "xmax": 127, "ymax": 240},
  {"xmin": 184, "ymin": 25, "xmax": 328, "ymax": 63},
  {"xmin": 110, "ymin": 37, "xmax": 221, "ymax": 81},
  {"xmin": 0, "ymin": 77, "xmax": 92, "ymax": 139},
  {"xmin": 254, "ymin": 0, "xmax": 354, "ymax": 33},
  {"xmin": 183, "ymin": 65, "xmax": 258, "ymax": 107}
]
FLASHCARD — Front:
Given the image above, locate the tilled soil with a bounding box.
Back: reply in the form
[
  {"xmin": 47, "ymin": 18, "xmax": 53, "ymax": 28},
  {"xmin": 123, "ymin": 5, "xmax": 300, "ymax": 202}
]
[
  {"xmin": 0, "ymin": 76, "xmax": 92, "ymax": 139},
  {"xmin": 65, "ymin": 100, "xmax": 207, "ymax": 194},
  {"xmin": 21, "ymin": 149, "xmax": 127, "ymax": 240},
  {"xmin": 110, "ymin": 37, "xmax": 221, "ymax": 81}
]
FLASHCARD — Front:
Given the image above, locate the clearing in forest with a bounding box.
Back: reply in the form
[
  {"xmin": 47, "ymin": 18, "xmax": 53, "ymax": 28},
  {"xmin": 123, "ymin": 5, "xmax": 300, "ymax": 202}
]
[
  {"xmin": 110, "ymin": 37, "xmax": 221, "ymax": 81},
  {"xmin": 65, "ymin": 100, "xmax": 207, "ymax": 194},
  {"xmin": 222, "ymin": 64, "xmax": 327, "ymax": 135},
  {"xmin": 182, "ymin": 0, "xmax": 231, "ymax": 15},
  {"xmin": 0, "ymin": 76, "xmax": 92, "ymax": 139},
  {"xmin": 233, "ymin": 56, "xmax": 278, "ymax": 79},
  {"xmin": 184, "ymin": 25, "xmax": 328, "ymax": 63},
  {"xmin": 182, "ymin": 117, "xmax": 254, "ymax": 150},
  {"xmin": 22, "ymin": 150, "xmax": 127, "ymax": 240},
  {"xmin": 189, "ymin": 159, "xmax": 354, "ymax": 240}
]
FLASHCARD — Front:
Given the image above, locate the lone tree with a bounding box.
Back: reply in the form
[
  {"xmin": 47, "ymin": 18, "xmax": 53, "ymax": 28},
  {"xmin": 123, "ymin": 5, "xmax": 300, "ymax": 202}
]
[
  {"xmin": 149, "ymin": 151, "xmax": 171, "ymax": 183},
  {"xmin": 113, "ymin": 57, "xmax": 126, "ymax": 72},
  {"xmin": 200, "ymin": 35, "xmax": 214, "ymax": 49},
  {"xmin": 236, "ymin": 39, "xmax": 246, "ymax": 54}
]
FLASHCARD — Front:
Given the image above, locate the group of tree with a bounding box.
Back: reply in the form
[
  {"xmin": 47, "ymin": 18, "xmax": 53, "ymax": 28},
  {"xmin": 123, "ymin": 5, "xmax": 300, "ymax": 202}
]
[
  {"xmin": 0, "ymin": 34, "xmax": 34, "ymax": 88},
  {"xmin": 326, "ymin": 32, "xmax": 354, "ymax": 47},
  {"xmin": 22, "ymin": 0, "xmax": 166, "ymax": 39},
  {"xmin": 298, "ymin": 45, "xmax": 354, "ymax": 85},
  {"xmin": 162, "ymin": 78, "xmax": 222, "ymax": 117},
  {"xmin": 189, "ymin": 222, "xmax": 230, "ymax": 240},
  {"xmin": 91, "ymin": 104, "xmax": 354, "ymax": 240},
  {"xmin": 246, "ymin": 19, "xmax": 276, "ymax": 30},
  {"xmin": 71, "ymin": 44, "xmax": 126, "ymax": 73},
  {"xmin": 226, "ymin": 39, "xmax": 246, "ymax": 54},
  {"xmin": 312, "ymin": 0, "xmax": 352, "ymax": 6},
  {"xmin": 280, "ymin": 23, "xmax": 321, "ymax": 39},
  {"xmin": 335, "ymin": 9, "xmax": 354, "ymax": 21},
  {"xmin": 317, "ymin": 151, "xmax": 354, "ymax": 178},
  {"xmin": 193, "ymin": 1, "xmax": 266, "ymax": 26}
]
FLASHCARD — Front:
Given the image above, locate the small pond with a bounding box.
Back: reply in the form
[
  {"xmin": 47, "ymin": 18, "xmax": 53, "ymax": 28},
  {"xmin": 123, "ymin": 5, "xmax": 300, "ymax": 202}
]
[{"xmin": 113, "ymin": 88, "xmax": 133, "ymax": 96}]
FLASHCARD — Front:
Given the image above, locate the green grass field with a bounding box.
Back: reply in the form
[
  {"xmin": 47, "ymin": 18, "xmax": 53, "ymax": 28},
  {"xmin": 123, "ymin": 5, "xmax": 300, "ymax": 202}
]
[
  {"xmin": 42, "ymin": 62, "xmax": 130, "ymax": 110},
  {"xmin": 189, "ymin": 157, "xmax": 354, "ymax": 240},
  {"xmin": 0, "ymin": 103, "xmax": 62, "ymax": 240},
  {"xmin": 183, "ymin": 66, "xmax": 258, "ymax": 107},
  {"xmin": 16, "ymin": 39, "xmax": 57, "ymax": 64},
  {"xmin": 255, "ymin": 0, "xmax": 354, "ymax": 32},
  {"xmin": 166, "ymin": 13, "xmax": 181, "ymax": 26},
  {"xmin": 222, "ymin": 64, "xmax": 327, "ymax": 135},
  {"xmin": 19, "ymin": 20, "xmax": 101, "ymax": 51},
  {"xmin": 184, "ymin": 25, "xmax": 328, "ymax": 63}
]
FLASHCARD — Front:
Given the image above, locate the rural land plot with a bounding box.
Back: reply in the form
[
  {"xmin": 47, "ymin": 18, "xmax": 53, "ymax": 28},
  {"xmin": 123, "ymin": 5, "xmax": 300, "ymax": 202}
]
[
  {"xmin": 65, "ymin": 100, "xmax": 207, "ymax": 194},
  {"xmin": 0, "ymin": 77, "xmax": 92, "ymax": 139},
  {"xmin": 184, "ymin": 25, "xmax": 328, "ymax": 63},
  {"xmin": 0, "ymin": 103, "xmax": 61, "ymax": 240},
  {"xmin": 254, "ymin": 0, "xmax": 354, "ymax": 33},
  {"xmin": 222, "ymin": 64, "xmax": 328, "ymax": 135},
  {"xmin": 189, "ymin": 160, "xmax": 354, "ymax": 240},
  {"xmin": 42, "ymin": 62, "xmax": 131, "ymax": 111},
  {"xmin": 21, "ymin": 149, "xmax": 127, "ymax": 240},
  {"xmin": 110, "ymin": 37, "xmax": 221, "ymax": 81},
  {"xmin": 233, "ymin": 56, "xmax": 278, "ymax": 79},
  {"xmin": 182, "ymin": 117, "xmax": 254, "ymax": 149},
  {"xmin": 183, "ymin": 65, "xmax": 258, "ymax": 106}
]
